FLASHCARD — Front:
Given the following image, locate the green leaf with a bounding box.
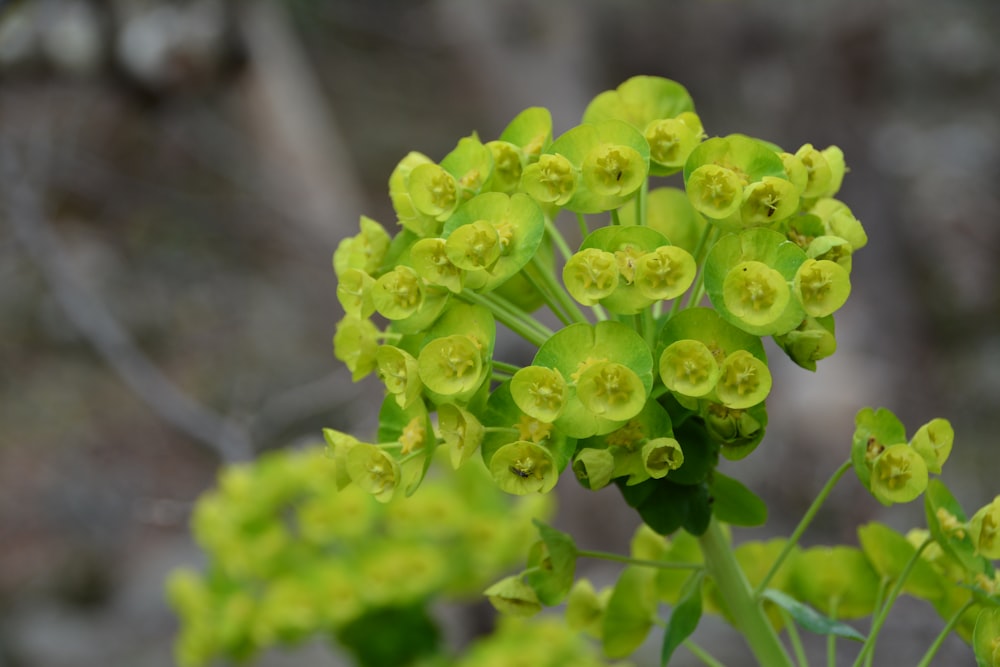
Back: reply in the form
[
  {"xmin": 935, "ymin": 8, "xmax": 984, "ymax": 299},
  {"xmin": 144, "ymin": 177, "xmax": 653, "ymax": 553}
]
[
  {"xmin": 710, "ymin": 472, "xmax": 768, "ymax": 527},
  {"xmin": 526, "ymin": 519, "xmax": 578, "ymax": 605},
  {"xmin": 602, "ymin": 566, "xmax": 656, "ymax": 658},
  {"xmin": 857, "ymin": 522, "xmax": 945, "ymax": 603},
  {"xmin": 760, "ymin": 589, "xmax": 866, "ymax": 641},
  {"xmin": 660, "ymin": 571, "xmax": 705, "ymax": 666}
]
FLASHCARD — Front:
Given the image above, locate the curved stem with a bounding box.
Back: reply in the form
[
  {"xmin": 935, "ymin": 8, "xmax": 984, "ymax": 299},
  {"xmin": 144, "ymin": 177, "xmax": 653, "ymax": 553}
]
[
  {"xmin": 684, "ymin": 639, "xmax": 727, "ymax": 667},
  {"xmin": 491, "ymin": 360, "xmax": 522, "ymax": 376},
  {"xmin": 851, "ymin": 537, "xmax": 933, "ymax": 667},
  {"xmin": 457, "ymin": 290, "xmax": 550, "ymax": 347},
  {"xmin": 529, "ymin": 255, "xmax": 590, "ymax": 325},
  {"xmin": 755, "ymin": 460, "xmax": 853, "ymax": 597},
  {"xmin": 700, "ymin": 519, "xmax": 795, "ymax": 667},
  {"xmin": 914, "ymin": 599, "xmax": 975, "ymax": 667},
  {"xmin": 545, "ymin": 218, "xmax": 574, "ymax": 263}
]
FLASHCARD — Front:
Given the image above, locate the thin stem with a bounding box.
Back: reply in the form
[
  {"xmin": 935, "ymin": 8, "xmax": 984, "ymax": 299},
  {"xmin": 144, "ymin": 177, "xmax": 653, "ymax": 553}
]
[
  {"xmin": 755, "ymin": 460, "xmax": 853, "ymax": 597},
  {"xmin": 700, "ymin": 518, "xmax": 795, "ymax": 667},
  {"xmin": 780, "ymin": 607, "xmax": 809, "ymax": 667},
  {"xmin": 575, "ymin": 548, "xmax": 703, "ymax": 571},
  {"xmin": 576, "ymin": 212, "xmax": 589, "ymax": 240},
  {"xmin": 611, "ymin": 207, "xmax": 622, "ymax": 226},
  {"xmin": 826, "ymin": 598, "xmax": 840, "ymax": 667},
  {"xmin": 914, "ymin": 599, "xmax": 975, "ymax": 667},
  {"xmin": 545, "ymin": 218, "xmax": 574, "ymax": 263},
  {"xmin": 457, "ymin": 290, "xmax": 550, "ymax": 347},
  {"xmin": 491, "ymin": 360, "xmax": 522, "ymax": 376},
  {"xmin": 529, "ymin": 255, "xmax": 590, "ymax": 325},
  {"xmin": 641, "ymin": 307, "xmax": 656, "ymax": 347},
  {"xmin": 674, "ymin": 224, "xmax": 718, "ymax": 315},
  {"xmin": 684, "ymin": 639, "xmax": 727, "ymax": 667},
  {"xmin": 852, "ymin": 537, "xmax": 934, "ymax": 667},
  {"xmin": 636, "ymin": 178, "xmax": 648, "ymax": 227},
  {"xmin": 491, "ymin": 370, "xmax": 512, "ymax": 382}
]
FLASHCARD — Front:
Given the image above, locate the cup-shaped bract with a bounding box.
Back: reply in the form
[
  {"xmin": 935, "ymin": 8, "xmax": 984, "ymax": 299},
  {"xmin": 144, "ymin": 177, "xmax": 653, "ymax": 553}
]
[
  {"xmin": 543, "ymin": 120, "xmax": 650, "ymax": 213},
  {"xmin": 659, "ymin": 339, "xmax": 720, "ymax": 398},
  {"xmin": 499, "ymin": 106, "xmax": 553, "ymax": 160},
  {"xmin": 722, "ymin": 260, "xmax": 791, "ymax": 329},
  {"xmin": 346, "ymin": 443, "xmax": 401, "ymax": 503},
  {"xmin": 705, "ymin": 228, "xmax": 809, "ymax": 336},
  {"xmin": 408, "ymin": 163, "xmax": 460, "ymax": 222},
  {"xmin": 566, "ymin": 579, "xmax": 610, "ymax": 639},
  {"xmin": 583, "ymin": 75, "xmax": 695, "ymax": 131},
  {"xmin": 572, "ymin": 447, "xmax": 616, "ymax": 491},
  {"xmin": 870, "ymin": 443, "xmax": 929, "ymax": 506},
  {"xmin": 417, "ymin": 334, "xmax": 484, "ymax": 399},
  {"xmin": 974, "ymin": 606, "xmax": 1000, "ymax": 667},
  {"xmin": 794, "ymin": 143, "xmax": 836, "ymax": 199},
  {"xmin": 563, "ymin": 248, "xmax": 619, "ymax": 306},
  {"xmin": 715, "ymin": 350, "xmax": 772, "ymax": 409},
  {"xmin": 520, "ymin": 153, "xmax": 577, "ymax": 206},
  {"xmin": 485, "ymin": 140, "xmax": 525, "ymax": 194},
  {"xmin": 810, "ymin": 198, "xmax": 868, "ymax": 251},
  {"xmin": 534, "ymin": 321, "xmax": 654, "ymax": 439},
  {"xmin": 410, "ymin": 238, "xmax": 463, "ymax": 293},
  {"xmin": 634, "ymin": 245, "xmax": 697, "ymax": 302},
  {"xmin": 773, "ymin": 315, "xmax": 837, "ymax": 371},
  {"xmin": 683, "ymin": 134, "xmax": 789, "ymax": 230},
  {"xmin": 440, "ymin": 133, "xmax": 494, "ymax": 197},
  {"xmin": 686, "ymin": 164, "xmax": 743, "ymax": 219},
  {"xmin": 969, "ymin": 496, "xmax": 1000, "ymax": 559},
  {"xmin": 438, "ymin": 402, "xmax": 486, "ymax": 469},
  {"xmin": 644, "ymin": 116, "xmax": 702, "ymax": 174},
  {"xmin": 333, "ymin": 315, "xmax": 380, "ymax": 381},
  {"xmin": 336, "ymin": 268, "xmax": 375, "ymax": 319},
  {"xmin": 484, "ymin": 575, "xmax": 542, "ymax": 617},
  {"xmin": 322, "ymin": 427, "xmax": 360, "ymax": 491},
  {"xmin": 372, "ymin": 265, "xmax": 424, "ymax": 320},
  {"xmin": 575, "ymin": 361, "xmax": 648, "ymax": 422},
  {"xmin": 793, "ymin": 258, "xmax": 851, "ymax": 318},
  {"xmin": 641, "ymin": 437, "xmax": 684, "ymax": 479},
  {"xmin": 740, "ymin": 176, "xmax": 800, "ymax": 225},
  {"xmin": 375, "ymin": 345, "xmax": 422, "ymax": 409},
  {"xmin": 910, "ymin": 417, "xmax": 955, "ymax": 475},
  {"xmin": 578, "ymin": 225, "xmax": 676, "ymax": 314},
  {"xmin": 779, "ymin": 151, "xmax": 809, "ymax": 195},
  {"xmin": 850, "ymin": 407, "xmax": 907, "ymax": 491},
  {"xmin": 489, "ymin": 440, "xmax": 558, "ymax": 495},
  {"xmin": 389, "ymin": 151, "xmax": 440, "ymax": 237},
  {"xmin": 444, "ymin": 219, "xmax": 501, "ymax": 273},
  {"xmin": 333, "ymin": 215, "xmax": 392, "ymax": 277},
  {"xmin": 443, "ymin": 192, "xmax": 546, "ymax": 293},
  {"xmin": 511, "ymin": 365, "xmax": 568, "ymax": 423}
]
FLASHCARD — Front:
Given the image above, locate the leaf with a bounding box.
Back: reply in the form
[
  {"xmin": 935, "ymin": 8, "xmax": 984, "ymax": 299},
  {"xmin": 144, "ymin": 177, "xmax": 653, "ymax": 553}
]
[
  {"xmin": 760, "ymin": 589, "xmax": 866, "ymax": 641},
  {"xmin": 660, "ymin": 571, "xmax": 705, "ymax": 665},
  {"xmin": 857, "ymin": 522, "xmax": 945, "ymax": 603},
  {"xmin": 602, "ymin": 566, "xmax": 656, "ymax": 658},
  {"xmin": 526, "ymin": 520, "xmax": 578, "ymax": 605},
  {"xmin": 710, "ymin": 472, "xmax": 768, "ymax": 527}
]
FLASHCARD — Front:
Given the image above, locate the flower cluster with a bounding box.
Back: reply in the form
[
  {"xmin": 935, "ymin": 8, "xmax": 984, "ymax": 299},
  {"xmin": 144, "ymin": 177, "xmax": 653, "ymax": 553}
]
[
  {"xmin": 166, "ymin": 446, "xmax": 551, "ymax": 667},
  {"xmin": 330, "ymin": 75, "xmax": 866, "ymax": 534}
]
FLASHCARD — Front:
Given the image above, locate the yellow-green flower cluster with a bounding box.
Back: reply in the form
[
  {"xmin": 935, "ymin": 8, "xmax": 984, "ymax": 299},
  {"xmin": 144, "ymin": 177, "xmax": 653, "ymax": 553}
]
[{"xmin": 166, "ymin": 446, "xmax": 551, "ymax": 667}]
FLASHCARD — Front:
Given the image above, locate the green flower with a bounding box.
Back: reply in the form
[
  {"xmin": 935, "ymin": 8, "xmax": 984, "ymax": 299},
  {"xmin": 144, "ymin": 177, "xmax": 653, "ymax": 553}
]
[
  {"xmin": 870, "ymin": 443, "xmax": 929, "ymax": 506},
  {"xmin": 375, "ymin": 345, "xmax": 422, "ymax": 409},
  {"xmin": 659, "ymin": 339, "xmax": 720, "ymax": 398},
  {"xmin": 484, "ymin": 575, "xmax": 542, "ymax": 617},
  {"xmin": 437, "ymin": 402, "xmax": 485, "ymax": 469},
  {"xmin": 333, "ymin": 315, "xmax": 379, "ymax": 381},
  {"xmin": 715, "ymin": 350, "xmax": 772, "ymax": 409},
  {"xmin": 372, "ymin": 265, "xmax": 424, "ymax": 320},
  {"xmin": 793, "ymin": 258, "xmax": 851, "ymax": 318},
  {"xmin": 489, "ymin": 440, "xmax": 557, "ymax": 495},
  {"xmin": 417, "ymin": 334, "xmax": 485, "ymax": 398},
  {"xmin": 511, "ymin": 365, "xmax": 568, "ymax": 423},
  {"xmin": 346, "ymin": 443, "xmax": 401, "ymax": 503},
  {"xmin": 563, "ymin": 248, "xmax": 619, "ymax": 306},
  {"xmin": 520, "ymin": 153, "xmax": 577, "ymax": 205},
  {"xmin": 909, "ymin": 417, "xmax": 954, "ymax": 474},
  {"xmin": 969, "ymin": 496, "xmax": 1000, "ymax": 559}
]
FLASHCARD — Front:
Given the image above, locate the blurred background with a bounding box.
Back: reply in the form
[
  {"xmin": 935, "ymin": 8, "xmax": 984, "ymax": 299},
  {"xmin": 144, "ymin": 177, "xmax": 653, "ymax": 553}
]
[{"xmin": 1, "ymin": 0, "xmax": 998, "ymax": 665}]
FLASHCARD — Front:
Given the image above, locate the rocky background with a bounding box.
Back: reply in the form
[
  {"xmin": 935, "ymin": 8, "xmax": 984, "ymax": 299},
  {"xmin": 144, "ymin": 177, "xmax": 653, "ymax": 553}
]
[{"xmin": 1, "ymin": 0, "xmax": 998, "ymax": 665}]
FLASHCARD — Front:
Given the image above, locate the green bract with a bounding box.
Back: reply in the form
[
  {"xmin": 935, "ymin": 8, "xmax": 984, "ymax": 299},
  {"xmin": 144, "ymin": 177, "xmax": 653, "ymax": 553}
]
[
  {"xmin": 705, "ymin": 228, "xmax": 808, "ymax": 336},
  {"xmin": 437, "ymin": 402, "xmax": 485, "ymax": 469},
  {"xmin": 870, "ymin": 443, "xmax": 929, "ymax": 506},
  {"xmin": 544, "ymin": 120, "xmax": 650, "ymax": 213},
  {"xmin": 659, "ymin": 339, "xmax": 720, "ymax": 398},
  {"xmin": 511, "ymin": 365, "xmax": 568, "ymax": 423},
  {"xmin": 970, "ymin": 496, "xmax": 1000, "ymax": 559}
]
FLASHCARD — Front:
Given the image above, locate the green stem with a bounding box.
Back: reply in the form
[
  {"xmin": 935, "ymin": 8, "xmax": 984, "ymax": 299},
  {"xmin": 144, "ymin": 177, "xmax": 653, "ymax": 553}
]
[
  {"xmin": 545, "ymin": 218, "xmax": 574, "ymax": 263},
  {"xmin": 914, "ymin": 599, "xmax": 975, "ymax": 667},
  {"xmin": 780, "ymin": 607, "xmax": 809, "ymax": 667},
  {"xmin": 700, "ymin": 518, "xmax": 795, "ymax": 667},
  {"xmin": 491, "ymin": 360, "xmax": 522, "ymax": 375},
  {"xmin": 684, "ymin": 639, "xmax": 727, "ymax": 667},
  {"xmin": 672, "ymin": 225, "xmax": 717, "ymax": 316},
  {"xmin": 637, "ymin": 178, "xmax": 648, "ymax": 227},
  {"xmin": 851, "ymin": 537, "xmax": 933, "ymax": 667},
  {"xmin": 611, "ymin": 208, "xmax": 622, "ymax": 226},
  {"xmin": 755, "ymin": 460, "xmax": 853, "ymax": 597},
  {"xmin": 826, "ymin": 599, "xmax": 839, "ymax": 667},
  {"xmin": 576, "ymin": 212, "xmax": 589, "ymax": 240},
  {"xmin": 457, "ymin": 290, "xmax": 550, "ymax": 347},
  {"xmin": 575, "ymin": 548, "xmax": 703, "ymax": 571},
  {"xmin": 529, "ymin": 255, "xmax": 590, "ymax": 325}
]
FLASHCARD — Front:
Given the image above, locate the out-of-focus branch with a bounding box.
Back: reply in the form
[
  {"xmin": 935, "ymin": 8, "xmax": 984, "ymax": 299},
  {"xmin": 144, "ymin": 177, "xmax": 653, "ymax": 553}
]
[{"xmin": 1, "ymin": 140, "xmax": 254, "ymax": 464}]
